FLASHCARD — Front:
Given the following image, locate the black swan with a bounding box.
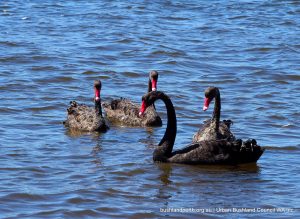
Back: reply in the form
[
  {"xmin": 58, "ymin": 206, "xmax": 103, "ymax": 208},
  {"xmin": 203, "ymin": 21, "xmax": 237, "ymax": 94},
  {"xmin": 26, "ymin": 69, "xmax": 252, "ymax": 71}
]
[
  {"xmin": 140, "ymin": 91, "xmax": 264, "ymax": 164},
  {"xmin": 63, "ymin": 80, "xmax": 109, "ymax": 132},
  {"xmin": 102, "ymin": 71, "xmax": 162, "ymax": 127},
  {"xmin": 193, "ymin": 87, "xmax": 235, "ymax": 143}
]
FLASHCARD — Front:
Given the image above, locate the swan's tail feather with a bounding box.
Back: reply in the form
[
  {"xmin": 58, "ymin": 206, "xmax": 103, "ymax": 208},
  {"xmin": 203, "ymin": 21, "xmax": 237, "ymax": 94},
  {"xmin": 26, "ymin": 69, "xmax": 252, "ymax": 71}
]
[
  {"xmin": 236, "ymin": 139, "xmax": 264, "ymax": 163},
  {"xmin": 223, "ymin": 120, "xmax": 233, "ymax": 128}
]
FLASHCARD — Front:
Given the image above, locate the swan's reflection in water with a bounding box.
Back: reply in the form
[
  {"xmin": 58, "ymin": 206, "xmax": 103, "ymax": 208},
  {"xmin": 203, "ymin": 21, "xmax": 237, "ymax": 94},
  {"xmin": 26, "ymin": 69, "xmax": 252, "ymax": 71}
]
[
  {"xmin": 139, "ymin": 127, "xmax": 159, "ymax": 149},
  {"xmin": 233, "ymin": 162, "xmax": 261, "ymax": 173},
  {"xmin": 142, "ymin": 128, "xmax": 174, "ymax": 205},
  {"xmin": 91, "ymin": 141, "xmax": 103, "ymax": 168},
  {"xmin": 64, "ymin": 127, "xmax": 106, "ymax": 138},
  {"xmin": 157, "ymin": 163, "xmax": 173, "ymax": 186},
  {"xmin": 65, "ymin": 128, "xmax": 88, "ymax": 138},
  {"xmin": 187, "ymin": 162, "xmax": 261, "ymax": 174},
  {"xmin": 155, "ymin": 163, "xmax": 173, "ymax": 211},
  {"xmin": 64, "ymin": 128, "xmax": 104, "ymax": 167}
]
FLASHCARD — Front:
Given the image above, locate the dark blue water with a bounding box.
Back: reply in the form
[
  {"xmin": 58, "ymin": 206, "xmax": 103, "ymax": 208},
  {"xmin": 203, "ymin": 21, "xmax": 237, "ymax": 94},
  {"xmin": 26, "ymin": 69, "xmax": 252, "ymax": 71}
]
[{"xmin": 1, "ymin": 1, "xmax": 299, "ymax": 218}]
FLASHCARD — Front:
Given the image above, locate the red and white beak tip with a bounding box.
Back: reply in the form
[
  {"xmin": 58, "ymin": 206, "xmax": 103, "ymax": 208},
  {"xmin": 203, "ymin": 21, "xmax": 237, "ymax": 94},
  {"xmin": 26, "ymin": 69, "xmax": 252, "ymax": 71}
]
[
  {"xmin": 139, "ymin": 100, "xmax": 146, "ymax": 117},
  {"xmin": 203, "ymin": 97, "xmax": 211, "ymax": 111},
  {"xmin": 94, "ymin": 86, "xmax": 101, "ymax": 100},
  {"xmin": 151, "ymin": 79, "xmax": 157, "ymax": 91}
]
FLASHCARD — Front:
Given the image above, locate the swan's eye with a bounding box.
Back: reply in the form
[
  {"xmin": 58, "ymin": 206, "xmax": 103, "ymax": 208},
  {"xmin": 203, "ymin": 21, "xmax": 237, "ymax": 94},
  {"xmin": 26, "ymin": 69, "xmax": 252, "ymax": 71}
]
[{"xmin": 204, "ymin": 87, "xmax": 216, "ymax": 99}]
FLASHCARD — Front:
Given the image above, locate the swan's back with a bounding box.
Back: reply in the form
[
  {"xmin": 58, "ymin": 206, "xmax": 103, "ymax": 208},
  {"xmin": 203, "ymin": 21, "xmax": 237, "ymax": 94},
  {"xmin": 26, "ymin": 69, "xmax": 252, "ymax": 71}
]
[
  {"xmin": 64, "ymin": 101, "xmax": 108, "ymax": 132},
  {"xmin": 192, "ymin": 119, "xmax": 235, "ymax": 143},
  {"xmin": 102, "ymin": 98, "xmax": 162, "ymax": 127},
  {"xmin": 168, "ymin": 139, "xmax": 264, "ymax": 165}
]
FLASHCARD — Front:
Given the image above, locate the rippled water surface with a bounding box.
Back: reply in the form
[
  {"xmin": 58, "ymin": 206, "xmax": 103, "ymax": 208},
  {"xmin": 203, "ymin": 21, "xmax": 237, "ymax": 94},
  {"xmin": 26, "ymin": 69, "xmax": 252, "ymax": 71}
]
[{"xmin": 1, "ymin": 1, "xmax": 300, "ymax": 218}]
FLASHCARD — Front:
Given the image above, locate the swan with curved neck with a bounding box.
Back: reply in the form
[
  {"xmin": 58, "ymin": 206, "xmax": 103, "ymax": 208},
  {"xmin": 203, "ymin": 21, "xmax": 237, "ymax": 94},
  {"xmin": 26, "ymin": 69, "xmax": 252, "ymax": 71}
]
[
  {"xmin": 193, "ymin": 87, "xmax": 235, "ymax": 142},
  {"xmin": 140, "ymin": 91, "xmax": 264, "ymax": 164},
  {"xmin": 102, "ymin": 71, "xmax": 162, "ymax": 127},
  {"xmin": 63, "ymin": 80, "xmax": 109, "ymax": 132}
]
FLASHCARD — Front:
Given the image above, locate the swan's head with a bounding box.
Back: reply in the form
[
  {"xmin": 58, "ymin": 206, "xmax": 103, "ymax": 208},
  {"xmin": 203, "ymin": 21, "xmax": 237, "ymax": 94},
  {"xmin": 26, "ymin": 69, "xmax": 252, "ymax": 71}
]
[
  {"xmin": 139, "ymin": 91, "xmax": 160, "ymax": 116},
  {"xmin": 149, "ymin": 70, "xmax": 158, "ymax": 91},
  {"xmin": 203, "ymin": 86, "xmax": 218, "ymax": 111},
  {"xmin": 94, "ymin": 80, "xmax": 102, "ymax": 101}
]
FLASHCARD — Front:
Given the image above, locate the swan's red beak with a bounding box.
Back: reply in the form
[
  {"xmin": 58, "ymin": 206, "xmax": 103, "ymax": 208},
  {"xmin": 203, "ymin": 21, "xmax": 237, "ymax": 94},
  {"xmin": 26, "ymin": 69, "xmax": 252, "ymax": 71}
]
[
  {"xmin": 139, "ymin": 100, "xmax": 146, "ymax": 116},
  {"xmin": 151, "ymin": 79, "xmax": 157, "ymax": 91},
  {"xmin": 203, "ymin": 97, "xmax": 211, "ymax": 111},
  {"xmin": 94, "ymin": 87, "xmax": 101, "ymax": 101}
]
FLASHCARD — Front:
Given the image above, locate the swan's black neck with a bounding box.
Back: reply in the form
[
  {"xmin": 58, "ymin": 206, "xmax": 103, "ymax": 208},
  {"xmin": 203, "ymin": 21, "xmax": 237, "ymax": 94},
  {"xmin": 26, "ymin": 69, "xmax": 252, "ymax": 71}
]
[
  {"xmin": 148, "ymin": 78, "xmax": 156, "ymax": 109},
  {"xmin": 95, "ymin": 100, "xmax": 103, "ymax": 117},
  {"xmin": 148, "ymin": 78, "xmax": 152, "ymax": 93},
  {"xmin": 151, "ymin": 92, "xmax": 177, "ymax": 160},
  {"xmin": 212, "ymin": 88, "xmax": 221, "ymax": 131}
]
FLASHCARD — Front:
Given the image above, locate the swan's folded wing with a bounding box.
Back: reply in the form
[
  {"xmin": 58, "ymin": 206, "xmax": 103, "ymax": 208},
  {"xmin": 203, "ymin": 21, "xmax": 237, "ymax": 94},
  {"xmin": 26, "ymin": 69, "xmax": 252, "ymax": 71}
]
[
  {"xmin": 168, "ymin": 140, "xmax": 263, "ymax": 164},
  {"xmin": 102, "ymin": 99, "xmax": 162, "ymax": 127},
  {"xmin": 193, "ymin": 119, "xmax": 236, "ymax": 143},
  {"xmin": 169, "ymin": 141, "xmax": 232, "ymax": 164}
]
